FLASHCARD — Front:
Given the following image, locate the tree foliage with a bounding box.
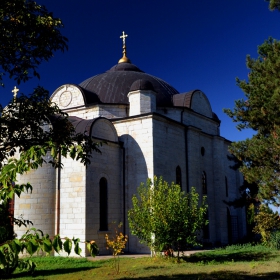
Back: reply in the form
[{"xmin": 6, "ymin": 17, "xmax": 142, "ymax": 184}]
[
  {"xmin": 0, "ymin": 228, "xmax": 99, "ymax": 277},
  {"xmin": 105, "ymin": 223, "xmax": 128, "ymax": 274},
  {"xmin": 0, "ymin": 89, "xmax": 101, "ymax": 276},
  {"xmin": 224, "ymin": 168, "xmax": 260, "ymax": 240},
  {"xmin": 266, "ymin": 0, "xmax": 280, "ymax": 11},
  {"xmin": 0, "ymin": 0, "xmax": 67, "ymax": 86},
  {"xmin": 224, "ymin": 38, "xmax": 280, "ymax": 205},
  {"xmin": 0, "ymin": 87, "xmax": 100, "ymax": 208},
  {"xmin": 253, "ymin": 204, "xmax": 280, "ymax": 243},
  {"xmin": 128, "ymin": 177, "xmax": 208, "ymax": 258},
  {"xmin": 0, "ymin": 1, "xmax": 100, "ymax": 276}
]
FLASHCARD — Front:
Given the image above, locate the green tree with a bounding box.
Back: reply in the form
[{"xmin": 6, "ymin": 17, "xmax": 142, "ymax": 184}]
[
  {"xmin": 226, "ymin": 180, "xmax": 260, "ymax": 241},
  {"xmin": 266, "ymin": 0, "xmax": 280, "ymax": 11},
  {"xmin": 224, "ymin": 37, "xmax": 280, "ymax": 206},
  {"xmin": 0, "ymin": 90, "xmax": 100, "ymax": 278},
  {"xmin": 0, "ymin": 1, "xmax": 99, "ymax": 277},
  {"xmin": 128, "ymin": 176, "xmax": 208, "ymax": 259},
  {"xmin": 0, "ymin": 0, "xmax": 67, "ymax": 86},
  {"xmin": 0, "ymin": 88, "xmax": 101, "ymax": 239},
  {"xmin": 253, "ymin": 204, "xmax": 280, "ymax": 243},
  {"xmin": 224, "ymin": 158, "xmax": 260, "ymax": 240}
]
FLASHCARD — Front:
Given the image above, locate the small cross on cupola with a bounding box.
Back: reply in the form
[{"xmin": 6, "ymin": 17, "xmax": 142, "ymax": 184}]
[
  {"xmin": 12, "ymin": 86, "xmax": 19, "ymax": 101},
  {"xmin": 120, "ymin": 31, "xmax": 128, "ymax": 46},
  {"xmin": 118, "ymin": 31, "xmax": 131, "ymax": 64}
]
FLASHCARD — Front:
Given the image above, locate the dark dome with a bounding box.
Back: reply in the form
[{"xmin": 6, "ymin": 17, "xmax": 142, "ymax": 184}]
[{"xmin": 79, "ymin": 62, "xmax": 179, "ymax": 106}]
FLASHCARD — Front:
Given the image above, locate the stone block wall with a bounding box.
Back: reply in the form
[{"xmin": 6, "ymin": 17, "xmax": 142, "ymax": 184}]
[
  {"xmin": 128, "ymin": 90, "xmax": 157, "ymax": 116},
  {"xmin": 222, "ymin": 141, "xmax": 246, "ymax": 242},
  {"xmin": 85, "ymin": 141, "xmax": 122, "ymax": 255},
  {"xmin": 152, "ymin": 116, "xmax": 187, "ymax": 190},
  {"xmin": 14, "ymin": 161, "xmax": 56, "ymax": 240},
  {"xmin": 186, "ymin": 127, "xmax": 218, "ymax": 243},
  {"xmin": 58, "ymin": 157, "xmax": 87, "ymax": 256},
  {"xmin": 64, "ymin": 104, "xmax": 128, "ymax": 120},
  {"xmin": 156, "ymin": 107, "xmax": 219, "ymax": 136},
  {"xmin": 113, "ymin": 116, "xmax": 154, "ymax": 253}
]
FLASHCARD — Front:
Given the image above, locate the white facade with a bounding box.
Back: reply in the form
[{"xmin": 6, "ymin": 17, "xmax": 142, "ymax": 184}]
[{"xmin": 14, "ymin": 59, "xmax": 246, "ymax": 256}]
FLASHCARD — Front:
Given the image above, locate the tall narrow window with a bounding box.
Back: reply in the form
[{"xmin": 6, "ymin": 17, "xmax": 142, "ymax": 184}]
[
  {"xmin": 225, "ymin": 176, "xmax": 228, "ymax": 197},
  {"xmin": 176, "ymin": 166, "xmax": 182, "ymax": 189},
  {"xmin": 202, "ymin": 171, "xmax": 207, "ymax": 194},
  {"xmin": 99, "ymin": 177, "xmax": 108, "ymax": 231}
]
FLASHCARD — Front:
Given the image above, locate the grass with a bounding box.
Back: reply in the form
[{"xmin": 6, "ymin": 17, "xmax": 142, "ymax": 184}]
[{"xmin": 9, "ymin": 244, "xmax": 280, "ymax": 280}]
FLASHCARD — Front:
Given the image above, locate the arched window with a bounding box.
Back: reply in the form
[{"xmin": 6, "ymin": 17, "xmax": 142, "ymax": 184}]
[
  {"xmin": 99, "ymin": 177, "xmax": 108, "ymax": 231},
  {"xmin": 225, "ymin": 176, "xmax": 228, "ymax": 197},
  {"xmin": 201, "ymin": 147, "xmax": 205, "ymax": 156},
  {"xmin": 202, "ymin": 171, "xmax": 207, "ymax": 194},
  {"xmin": 176, "ymin": 166, "xmax": 182, "ymax": 189}
]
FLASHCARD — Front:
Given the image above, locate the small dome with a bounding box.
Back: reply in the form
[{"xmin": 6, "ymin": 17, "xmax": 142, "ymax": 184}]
[
  {"xmin": 130, "ymin": 79, "xmax": 155, "ymax": 92},
  {"xmin": 79, "ymin": 62, "xmax": 178, "ymax": 106}
]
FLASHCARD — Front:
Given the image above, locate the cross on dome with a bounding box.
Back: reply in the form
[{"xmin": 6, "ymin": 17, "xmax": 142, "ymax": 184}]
[
  {"xmin": 118, "ymin": 31, "xmax": 131, "ymax": 64},
  {"xmin": 12, "ymin": 86, "xmax": 19, "ymax": 99},
  {"xmin": 120, "ymin": 31, "xmax": 128, "ymax": 46}
]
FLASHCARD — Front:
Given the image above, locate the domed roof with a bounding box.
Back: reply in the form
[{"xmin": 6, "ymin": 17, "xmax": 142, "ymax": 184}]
[{"xmin": 79, "ymin": 62, "xmax": 179, "ymax": 106}]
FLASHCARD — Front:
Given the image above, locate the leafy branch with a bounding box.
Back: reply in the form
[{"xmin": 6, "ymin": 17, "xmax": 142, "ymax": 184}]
[{"xmin": 0, "ymin": 228, "xmax": 99, "ymax": 277}]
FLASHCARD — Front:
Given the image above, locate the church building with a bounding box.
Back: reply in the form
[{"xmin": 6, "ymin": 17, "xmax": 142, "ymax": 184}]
[{"xmin": 14, "ymin": 32, "xmax": 246, "ymax": 255}]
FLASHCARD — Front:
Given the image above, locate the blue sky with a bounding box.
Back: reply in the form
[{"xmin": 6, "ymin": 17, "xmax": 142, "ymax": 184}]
[{"xmin": 1, "ymin": 0, "xmax": 279, "ymax": 142}]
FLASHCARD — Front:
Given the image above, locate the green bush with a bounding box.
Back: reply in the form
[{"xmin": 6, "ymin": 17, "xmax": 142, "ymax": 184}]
[
  {"xmin": 266, "ymin": 230, "xmax": 280, "ymax": 250},
  {"xmin": 128, "ymin": 177, "xmax": 208, "ymax": 259}
]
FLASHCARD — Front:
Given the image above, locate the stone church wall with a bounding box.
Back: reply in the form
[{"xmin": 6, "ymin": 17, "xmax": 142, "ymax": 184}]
[
  {"xmin": 85, "ymin": 141, "xmax": 122, "ymax": 255},
  {"xmin": 156, "ymin": 107, "xmax": 219, "ymax": 136},
  {"xmin": 185, "ymin": 128, "xmax": 246, "ymax": 245},
  {"xmin": 152, "ymin": 116, "xmax": 187, "ymax": 190},
  {"xmin": 222, "ymin": 141, "xmax": 247, "ymax": 242},
  {"xmin": 112, "ymin": 112, "xmax": 246, "ymax": 250},
  {"xmin": 113, "ymin": 116, "xmax": 153, "ymax": 253},
  {"xmin": 186, "ymin": 127, "xmax": 218, "ymax": 243},
  {"xmin": 183, "ymin": 111, "xmax": 219, "ymax": 136},
  {"xmin": 64, "ymin": 104, "xmax": 128, "ymax": 120},
  {"xmin": 14, "ymin": 160, "xmax": 56, "ymax": 241},
  {"xmin": 211, "ymin": 136, "xmax": 229, "ymax": 244},
  {"xmin": 13, "ymin": 91, "xmax": 247, "ymax": 256},
  {"xmin": 58, "ymin": 158, "xmax": 87, "ymax": 256},
  {"xmin": 92, "ymin": 105, "xmax": 128, "ymax": 119}
]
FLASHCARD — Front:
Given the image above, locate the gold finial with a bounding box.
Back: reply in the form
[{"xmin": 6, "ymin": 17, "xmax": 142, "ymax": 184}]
[
  {"xmin": 12, "ymin": 86, "xmax": 19, "ymax": 101},
  {"xmin": 118, "ymin": 31, "xmax": 131, "ymax": 64}
]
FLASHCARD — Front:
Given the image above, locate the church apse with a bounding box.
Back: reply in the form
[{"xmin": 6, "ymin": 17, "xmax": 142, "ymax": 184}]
[{"xmin": 14, "ymin": 159, "xmax": 57, "ymax": 243}]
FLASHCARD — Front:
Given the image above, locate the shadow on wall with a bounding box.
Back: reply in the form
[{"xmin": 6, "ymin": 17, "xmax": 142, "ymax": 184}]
[
  {"xmin": 84, "ymin": 133, "xmax": 149, "ymax": 253},
  {"xmin": 123, "ymin": 134, "xmax": 149, "ymax": 189},
  {"xmin": 121, "ymin": 134, "xmax": 149, "ymax": 253}
]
